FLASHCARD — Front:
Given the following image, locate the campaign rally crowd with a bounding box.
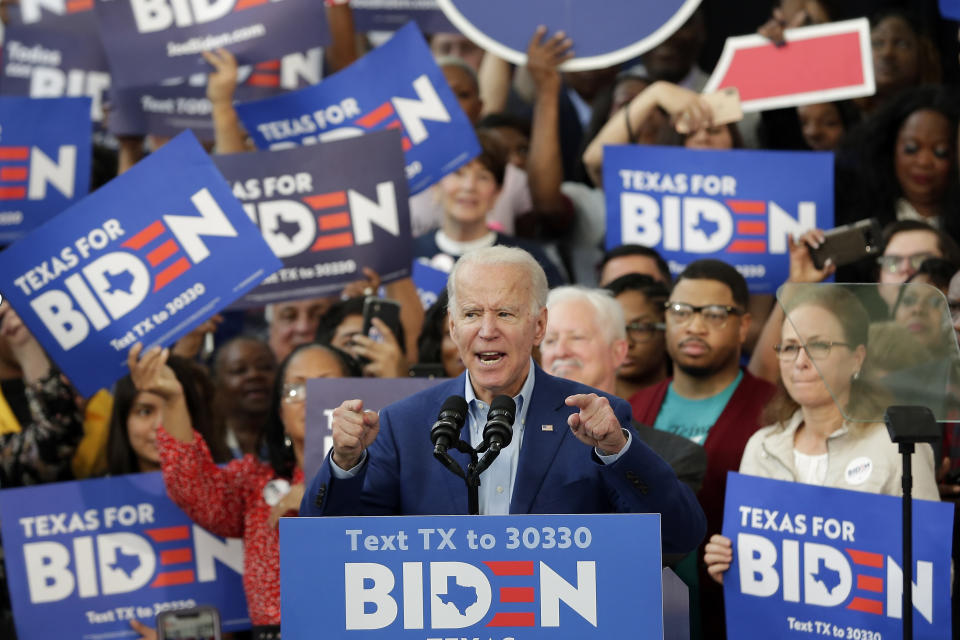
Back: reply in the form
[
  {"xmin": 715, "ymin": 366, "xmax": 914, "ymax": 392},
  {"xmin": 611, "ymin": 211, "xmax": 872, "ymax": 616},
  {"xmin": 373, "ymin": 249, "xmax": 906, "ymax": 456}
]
[{"xmin": 3, "ymin": 0, "xmax": 960, "ymax": 638}]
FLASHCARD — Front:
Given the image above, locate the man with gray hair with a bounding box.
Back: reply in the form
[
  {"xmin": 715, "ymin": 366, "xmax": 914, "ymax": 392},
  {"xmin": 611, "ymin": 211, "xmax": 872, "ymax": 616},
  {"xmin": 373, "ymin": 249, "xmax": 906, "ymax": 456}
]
[
  {"xmin": 302, "ymin": 246, "xmax": 706, "ymax": 555},
  {"xmin": 540, "ymin": 286, "xmax": 706, "ymax": 493}
]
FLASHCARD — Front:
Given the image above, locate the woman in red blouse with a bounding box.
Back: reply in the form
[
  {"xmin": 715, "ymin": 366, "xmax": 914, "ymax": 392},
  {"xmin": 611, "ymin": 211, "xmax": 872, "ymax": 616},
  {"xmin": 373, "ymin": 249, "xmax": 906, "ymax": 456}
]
[{"xmin": 129, "ymin": 341, "xmax": 358, "ymax": 637}]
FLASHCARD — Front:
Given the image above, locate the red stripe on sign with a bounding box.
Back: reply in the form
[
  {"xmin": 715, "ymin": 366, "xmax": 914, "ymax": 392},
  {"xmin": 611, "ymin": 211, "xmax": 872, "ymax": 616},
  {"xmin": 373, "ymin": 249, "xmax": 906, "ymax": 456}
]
[
  {"xmin": 486, "ymin": 612, "xmax": 535, "ymax": 627},
  {"xmin": 255, "ymin": 60, "xmax": 281, "ymax": 71},
  {"xmin": 847, "ymin": 597, "xmax": 883, "ymax": 615},
  {"xmin": 716, "ymin": 32, "xmax": 865, "ymax": 102},
  {"xmin": 234, "ymin": 0, "xmax": 268, "ymax": 9},
  {"xmin": 0, "ymin": 187, "xmax": 25, "ymax": 199},
  {"xmin": 0, "ymin": 147, "xmax": 28, "ymax": 160},
  {"xmin": 483, "ymin": 561, "xmax": 534, "ymax": 576},
  {"xmin": 145, "ymin": 526, "xmax": 189, "ymax": 542},
  {"xmin": 726, "ymin": 200, "xmax": 766, "ymax": 214},
  {"xmin": 246, "ymin": 74, "xmax": 280, "ymax": 88},
  {"xmin": 318, "ymin": 212, "xmax": 351, "ymax": 230},
  {"xmin": 727, "ymin": 240, "xmax": 766, "ymax": 253},
  {"xmin": 737, "ymin": 221, "xmax": 767, "ymax": 235},
  {"xmin": 311, "ymin": 232, "xmax": 353, "ymax": 251},
  {"xmin": 402, "ymin": 137, "xmax": 412, "ymax": 151},
  {"xmin": 303, "ymin": 192, "xmax": 348, "ymax": 210},
  {"xmin": 846, "ymin": 549, "xmax": 884, "ymax": 568},
  {"xmin": 150, "ymin": 571, "xmax": 194, "ymax": 587},
  {"xmin": 123, "ymin": 220, "xmax": 166, "ymax": 250},
  {"xmin": 152, "ymin": 257, "xmax": 191, "ymax": 292},
  {"xmin": 356, "ymin": 103, "xmax": 395, "ymax": 129},
  {"xmin": 147, "ymin": 239, "xmax": 179, "ymax": 267},
  {"xmin": 66, "ymin": 0, "xmax": 93, "ymax": 11},
  {"xmin": 160, "ymin": 549, "xmax": 193, "ymax": 565},
  {"xmin": 857, "ymin": 575, "xmax": 883, "ymax": 593},
  {"xmin": 0, "ymin": 167, "xmax": 28, "ymax": 181},
  {"xmin": 499, "ymin": 587, "xmax": 535, "ymax": 603}
]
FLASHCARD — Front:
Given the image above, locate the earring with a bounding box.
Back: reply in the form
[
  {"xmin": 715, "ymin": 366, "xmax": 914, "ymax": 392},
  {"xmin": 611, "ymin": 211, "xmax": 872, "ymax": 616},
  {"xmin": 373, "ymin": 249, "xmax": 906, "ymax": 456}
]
[
  {"xmin": 284, "ymin": 434, "xmax": 292, "ymax": 449},
  {"xmin": 852, "ymin": 370, "xmax": 861, "ymax": 381}
]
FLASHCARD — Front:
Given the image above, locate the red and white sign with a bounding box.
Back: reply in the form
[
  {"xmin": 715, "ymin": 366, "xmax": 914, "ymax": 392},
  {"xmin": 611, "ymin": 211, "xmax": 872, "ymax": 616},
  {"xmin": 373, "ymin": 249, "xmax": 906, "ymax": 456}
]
[{"xmin": 703, "ymin": 18, "xmax": 875, "ymax": 113}]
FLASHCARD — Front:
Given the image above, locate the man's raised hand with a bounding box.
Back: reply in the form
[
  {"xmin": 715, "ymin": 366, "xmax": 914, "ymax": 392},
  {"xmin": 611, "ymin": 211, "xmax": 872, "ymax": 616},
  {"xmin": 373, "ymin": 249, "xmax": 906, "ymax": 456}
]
[{"xmin": 565, "ymin": 393, "xmax": 627, "ymax": 455}]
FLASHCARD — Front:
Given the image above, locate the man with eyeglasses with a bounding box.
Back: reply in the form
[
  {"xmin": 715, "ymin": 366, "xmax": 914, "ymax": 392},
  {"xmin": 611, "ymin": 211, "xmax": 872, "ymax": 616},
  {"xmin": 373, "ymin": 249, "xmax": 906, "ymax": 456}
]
[
  {"xmin": 875, "ymin": 220, "xmax": 960, "ymax": 308},
  {"xmin": 540, "ymin": 286, "xmax": 705, "ymax": 494},
  {"xmin": 604, "ymin": 273, "xmax": 671, "ymax": 399},
  {"xmin": 629, "ymin": 259, "xmax": 776, "ymax": 633}
]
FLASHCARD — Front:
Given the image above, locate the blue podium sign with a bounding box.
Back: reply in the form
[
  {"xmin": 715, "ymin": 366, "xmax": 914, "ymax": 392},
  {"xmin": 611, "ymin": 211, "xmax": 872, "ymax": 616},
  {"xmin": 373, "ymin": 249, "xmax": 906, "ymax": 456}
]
[
  {"xmin": 281, "ymin": 513, "xmax": 663, "ymax": 639},
  {"xmin": 722, "ymin": 473, "xmax": 953, "ymax": 639},
  {"xmin": 604, "ymin": 145, "xmax": 834, "ymax": 294},
  {"xmin": 436, "ymin": 0, "xmax": 701, "ymax": 71},
  {"xmin": 0, "ymin": 472, "xmax": 250, "ymax": 640}
]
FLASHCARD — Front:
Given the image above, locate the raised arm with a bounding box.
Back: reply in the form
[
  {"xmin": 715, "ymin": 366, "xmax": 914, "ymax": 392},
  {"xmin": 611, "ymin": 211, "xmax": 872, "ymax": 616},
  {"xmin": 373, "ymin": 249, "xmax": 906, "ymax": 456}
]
[
  {"xmin": 325, "ymin": 1, "xmax": 358, "ymax": 73},
  {"xmin": 582, "ymin": 81, "xmax": 710, "ymax": 187},
  {"xmin": 526, "ymin": 27, "xmax": 574, "ymax": 219},
  {"xmin": 203, "ymin": 48, "xmax": 247, "ymax": 155}
]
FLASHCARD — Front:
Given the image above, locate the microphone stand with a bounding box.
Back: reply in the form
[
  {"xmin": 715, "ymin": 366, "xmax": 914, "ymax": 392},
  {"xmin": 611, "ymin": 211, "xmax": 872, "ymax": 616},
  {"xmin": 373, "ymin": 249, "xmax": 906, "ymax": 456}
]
[{"xmin": 433, "ymin": 438, "xmax": 503, "ymax": 516}]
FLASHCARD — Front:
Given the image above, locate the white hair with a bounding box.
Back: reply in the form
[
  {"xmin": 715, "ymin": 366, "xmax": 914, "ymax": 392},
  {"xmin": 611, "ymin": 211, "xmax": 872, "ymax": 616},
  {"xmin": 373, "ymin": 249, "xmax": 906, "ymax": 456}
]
[
  {"xmin": 546, "ymin": 286, "xmax": 626, "ymax": 343},
  {"xmin": 435, "ymin": 55, "xmax": 479, "ymax": 92},
  {"xmin": 447, "ymin": 246, "xmax": 548, "ymax": 314}
]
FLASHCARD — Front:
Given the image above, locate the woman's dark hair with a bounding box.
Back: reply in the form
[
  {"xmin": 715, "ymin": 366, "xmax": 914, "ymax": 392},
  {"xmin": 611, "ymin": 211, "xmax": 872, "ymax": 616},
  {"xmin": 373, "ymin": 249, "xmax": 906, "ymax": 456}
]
[
  {"xmin": 473, "ymin": 129, "xmax": 508, "ymax": 187},
  {"xmin": 260, "ymin": 342, "xmax": 358, "ymax": 479},
  {"xmin": 763, "ymin": 286, "xmax": 890, "ymax": 426},
  {"xmin": 906, "ymin": 257, "xmax": 960, "ymax": 291},
  {"xmin": 107, "ymin": 355, "xmax": 226, "ymax": 475},
  {"xmin": 840, "ymin": 86, "xmax": 960, "ymax": 239},
  {"xmin": 417, "ymin": 289, "xmax": 450, "ymax": 365}
]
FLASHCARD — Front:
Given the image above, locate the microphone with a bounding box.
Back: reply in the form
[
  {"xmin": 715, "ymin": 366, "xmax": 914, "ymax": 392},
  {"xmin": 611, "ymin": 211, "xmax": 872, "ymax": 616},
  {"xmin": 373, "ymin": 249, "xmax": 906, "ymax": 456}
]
[
  {"xmin": 431, "ymin": 395, "xmax": 468, "ymax": 479},
  {"xmin": 430, "ymin": 395, "xmax": 468, "ymax": 454},
  {"xmin": 473, "ymin": 395, "xmax": 516, "ymax": 477}
]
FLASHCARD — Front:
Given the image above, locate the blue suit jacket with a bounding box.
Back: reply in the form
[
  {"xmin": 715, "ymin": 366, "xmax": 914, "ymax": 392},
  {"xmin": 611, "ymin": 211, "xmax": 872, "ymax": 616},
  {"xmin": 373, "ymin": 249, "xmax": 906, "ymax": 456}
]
[{"xmin": 300, "ymin": 366, "xmax": 706, "ymax": 554}]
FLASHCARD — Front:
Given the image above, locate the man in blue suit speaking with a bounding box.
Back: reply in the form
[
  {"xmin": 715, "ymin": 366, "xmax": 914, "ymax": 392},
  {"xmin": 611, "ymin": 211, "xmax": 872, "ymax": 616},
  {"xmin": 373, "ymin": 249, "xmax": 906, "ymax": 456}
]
[{"xmin": 300, "ymin": 246, "xmax": 706, "ymax": 555}]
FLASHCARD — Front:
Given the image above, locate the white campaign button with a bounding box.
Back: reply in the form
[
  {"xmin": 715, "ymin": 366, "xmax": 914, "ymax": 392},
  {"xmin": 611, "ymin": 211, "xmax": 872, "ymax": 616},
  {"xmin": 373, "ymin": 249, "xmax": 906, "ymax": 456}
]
[
  {"xmin": 844, "ymin": 457, "xmax": 873, "ymax": 485},
  {"xmin": 262, "ymin": 478, "xmax": 292, "ymax": 506}
]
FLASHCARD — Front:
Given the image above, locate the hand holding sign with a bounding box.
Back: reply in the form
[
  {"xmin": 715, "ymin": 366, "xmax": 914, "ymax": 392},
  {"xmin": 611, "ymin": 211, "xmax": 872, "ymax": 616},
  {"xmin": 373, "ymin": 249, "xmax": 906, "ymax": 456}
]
[
  {"xmin": 331, "ymin": 399, "xmax": 380, "ymax": 470},
  {"xmin": 0, "ymin": 301, "xmax": 50, "ymax": 383},
  {"xmin": 565, "ymin": 393, "xmax": 626, "ymax": 455},
  {"xmin": 203, "ymin": 48, "xmax": 239, "ymax": 105},
  {"xmin": 127, "ymin": 343, "xmax": 194, "ymax": 443},
  {"xmin": 703, "ymin": 533, "xmax": 733, "ymax": 584},
  {"xmin": 526, "ymin": 26, "xmax": 574, "ymax": 92}
]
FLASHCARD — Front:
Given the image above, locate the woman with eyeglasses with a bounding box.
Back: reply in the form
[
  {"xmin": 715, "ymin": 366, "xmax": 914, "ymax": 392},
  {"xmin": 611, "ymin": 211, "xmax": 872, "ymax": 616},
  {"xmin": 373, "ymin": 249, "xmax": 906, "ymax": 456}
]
[
  {"xmin": 128, "ymin": 341, "xmax": 358, "ymax": 637},
  {"xmin": 705, "ymin": 286, "xmax": 939, "ymax": 584}
]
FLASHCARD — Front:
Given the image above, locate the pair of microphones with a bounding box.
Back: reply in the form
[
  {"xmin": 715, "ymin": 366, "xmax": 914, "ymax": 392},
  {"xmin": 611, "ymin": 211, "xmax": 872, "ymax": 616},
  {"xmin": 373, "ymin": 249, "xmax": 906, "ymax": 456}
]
[{"xmin": 430, "ymin": 394, "xmax": 515, "ymax": 479}]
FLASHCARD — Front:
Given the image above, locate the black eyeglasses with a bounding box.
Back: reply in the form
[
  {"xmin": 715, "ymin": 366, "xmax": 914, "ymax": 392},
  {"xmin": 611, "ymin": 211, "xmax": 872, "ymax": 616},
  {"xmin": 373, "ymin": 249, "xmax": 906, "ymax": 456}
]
[
  {"xmin": 773, "ymin": 341, "xmax": 852, "ymax": 361},
  {"xmin": 664, "ymin": 302, "xmax": 743, "ymax": 329},
  {"xmin": 625, "ymin": 321, "xmax": 666, "ymax": 342}
]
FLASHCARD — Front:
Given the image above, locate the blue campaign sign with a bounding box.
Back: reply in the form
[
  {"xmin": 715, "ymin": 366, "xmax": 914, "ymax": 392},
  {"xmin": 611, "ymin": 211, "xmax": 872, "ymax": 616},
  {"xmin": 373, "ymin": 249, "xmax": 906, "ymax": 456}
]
[
  {"xmin": 214, "ymin": 131, "xmax": 412, "ymax": 306},
  {"xmin": 412, "ymin": 259, "xmax": 448, "ymax": 309},
  {"xmin": 281, "ymin": 514, "xmax": 663, "ymax": 639},
  {"xmin": 1, "ymin": 9, "xmax": 111, "ymax": 124},
  {"xmin": 0, "ymin": 96, "xmax": 92, "ymax": 242},
  {"xmin": 109, "ymin": 47, "xmax": 324, "ymax": 138},
  {"xmin": 235, "ymin": 22, "xmax": 481, "ymax": 195},
  {"xmin": 940, "ymin": 0, "xmax": 960, "ymax": 21},
  {"xmin": 351, "ymin": 0, "xmax": 454, "ymax": 32},
  {"xmin": 93, "ymin": 0, "xmax": 330, "ymax": 89},
  {"xmin": 722, "ymin": 473, "xmax": 953, "ymax": 639},
  {"xmin": 0, "ymin": 471, "xmax": 249, "ymax": 639},
  {"xmin": 0, "ymin": 131, "xmax": 281, "ymax": 397},
  {"xmin": 437, "ymin": 0, "xmax": 701, "ymax": 71},
  {"xmin": 604, "ymin": 145, "xmax": 834, "ymax": 293}
]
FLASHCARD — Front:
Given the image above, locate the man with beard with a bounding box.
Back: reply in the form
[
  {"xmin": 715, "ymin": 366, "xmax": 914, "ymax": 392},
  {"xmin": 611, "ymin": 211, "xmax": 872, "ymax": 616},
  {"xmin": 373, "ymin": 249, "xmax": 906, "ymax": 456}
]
[{"xmin": 629, "ymin": 259, "xmax": 775, "ymax": 636}]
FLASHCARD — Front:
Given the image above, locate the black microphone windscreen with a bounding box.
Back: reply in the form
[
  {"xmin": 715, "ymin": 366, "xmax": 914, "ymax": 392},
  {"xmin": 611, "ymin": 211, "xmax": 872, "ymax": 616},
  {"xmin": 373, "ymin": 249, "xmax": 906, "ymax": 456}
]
[
  {"xmin": 489, "ymin": 395, "xmax": 516, "ymax": 420},
  {"xmin": 440, "ymin": 395, "xmax": 468, "ymax": 420}
]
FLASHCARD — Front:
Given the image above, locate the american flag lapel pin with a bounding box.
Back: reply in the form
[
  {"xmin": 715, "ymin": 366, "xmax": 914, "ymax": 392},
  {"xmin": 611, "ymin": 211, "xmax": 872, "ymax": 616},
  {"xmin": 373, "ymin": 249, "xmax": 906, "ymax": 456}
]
[{"xmin": 541, "ymin": 424, "xmax": 553, "ymax": 432}]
